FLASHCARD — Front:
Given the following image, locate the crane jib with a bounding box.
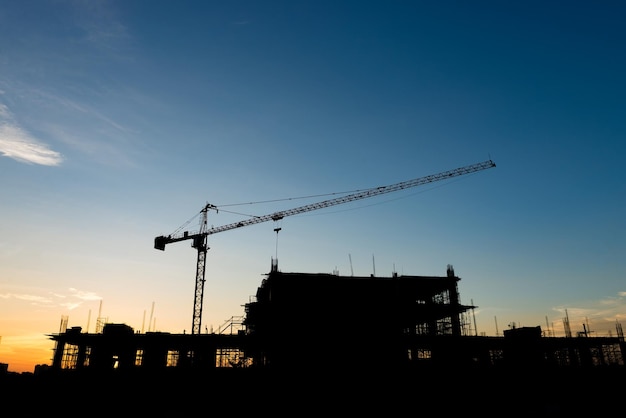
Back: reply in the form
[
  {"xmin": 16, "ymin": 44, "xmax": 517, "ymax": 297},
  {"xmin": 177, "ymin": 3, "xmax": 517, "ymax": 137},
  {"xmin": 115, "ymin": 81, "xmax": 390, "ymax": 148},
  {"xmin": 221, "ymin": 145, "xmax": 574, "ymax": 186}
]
[
  {"xmin": 157, "ymin": 159, "xmax": 496, "ymax": 241},
  {"xmin": 202, "ymin": 159, "xmax": 495, "ymax": 236}
]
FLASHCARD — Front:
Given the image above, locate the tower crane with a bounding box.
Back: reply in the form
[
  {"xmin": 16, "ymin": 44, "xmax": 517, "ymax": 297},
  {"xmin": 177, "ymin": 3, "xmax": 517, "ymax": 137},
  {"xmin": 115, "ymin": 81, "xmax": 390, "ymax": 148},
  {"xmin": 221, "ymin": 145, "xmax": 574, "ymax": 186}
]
[{"xmin": 154, "ymin": 159, "xmax": 496, "ymax": 335}]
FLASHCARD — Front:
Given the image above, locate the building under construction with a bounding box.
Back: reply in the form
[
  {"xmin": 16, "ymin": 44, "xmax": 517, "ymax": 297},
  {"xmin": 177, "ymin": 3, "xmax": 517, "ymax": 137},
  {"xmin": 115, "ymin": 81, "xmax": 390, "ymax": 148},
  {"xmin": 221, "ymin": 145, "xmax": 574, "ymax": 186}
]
[
  {"xmin": 47, "ymin": 265, "xmax": 625, "ymax": 375},
  {"xmin": 0, "ymin": 264, "xmax": 612, "ymax": 414}
]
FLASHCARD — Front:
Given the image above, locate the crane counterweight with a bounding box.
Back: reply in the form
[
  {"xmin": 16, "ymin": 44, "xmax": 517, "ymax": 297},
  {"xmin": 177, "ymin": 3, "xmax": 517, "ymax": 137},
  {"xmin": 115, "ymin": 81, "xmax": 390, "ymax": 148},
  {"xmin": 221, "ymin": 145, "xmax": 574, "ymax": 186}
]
[{"xmin": 154, "ymin": 236, "xmax": 167, "ymax": 251}]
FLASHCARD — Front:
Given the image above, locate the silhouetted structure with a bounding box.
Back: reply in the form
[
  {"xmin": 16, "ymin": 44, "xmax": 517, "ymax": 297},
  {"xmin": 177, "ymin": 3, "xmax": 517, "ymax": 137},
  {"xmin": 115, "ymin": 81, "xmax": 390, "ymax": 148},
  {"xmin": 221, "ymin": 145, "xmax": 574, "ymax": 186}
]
[
  {"xmin": 46, "ymin": 265, "xmax": 625, "ymax": 376},
  {"xmin": 243, "ymin": 264, "xmax": 474, "ymax": 371},
  {"xmin": 0, "ymin": 265, "xmax": 626, "ymax": 417},
  {"xmin": 0, "ymin": 265, "xmax": 619, "ymax": 414}
]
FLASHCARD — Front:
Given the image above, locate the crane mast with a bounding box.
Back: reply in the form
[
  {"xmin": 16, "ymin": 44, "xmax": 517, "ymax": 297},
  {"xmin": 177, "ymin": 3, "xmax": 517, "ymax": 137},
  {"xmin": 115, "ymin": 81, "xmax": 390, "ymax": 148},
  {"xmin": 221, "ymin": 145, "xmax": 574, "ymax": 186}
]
[{"xmin": 155, "ymin": 159, "xmax": 496, "ymax": 335}]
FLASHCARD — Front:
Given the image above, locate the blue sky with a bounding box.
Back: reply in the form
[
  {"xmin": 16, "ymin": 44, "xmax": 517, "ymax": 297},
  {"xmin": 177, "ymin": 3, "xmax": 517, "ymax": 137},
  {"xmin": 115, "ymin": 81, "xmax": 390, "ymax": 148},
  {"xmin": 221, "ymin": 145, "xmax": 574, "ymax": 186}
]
[{"xmin": 1, "ymin": 1, "xmax": 625, "ymax": 372}]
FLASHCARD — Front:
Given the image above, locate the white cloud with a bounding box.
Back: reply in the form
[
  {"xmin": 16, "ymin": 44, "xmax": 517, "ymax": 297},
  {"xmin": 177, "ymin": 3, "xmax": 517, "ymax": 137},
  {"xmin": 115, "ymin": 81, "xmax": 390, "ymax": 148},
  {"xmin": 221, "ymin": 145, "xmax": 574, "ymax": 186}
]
[
  {"xmin": 0, "ymin": 287, "xmax": 101, "ymax": 311},
  {"xmin": 67, "ymin": 288, "xmax": 102, "ymax": 301},
  {"xmin": 0, "ymin": 104, "xmax": 63, "ymax": 166},
  {"xmin": 60, "ymin": 301, "xmax": 83, "ymax": 311},
  {"xmin": 0, "ymin": 293, "xmax": 52, "ymax": 304},
  {"xmin": 0, "ymin": 102, "xmax": 9, "ymax": 118}
]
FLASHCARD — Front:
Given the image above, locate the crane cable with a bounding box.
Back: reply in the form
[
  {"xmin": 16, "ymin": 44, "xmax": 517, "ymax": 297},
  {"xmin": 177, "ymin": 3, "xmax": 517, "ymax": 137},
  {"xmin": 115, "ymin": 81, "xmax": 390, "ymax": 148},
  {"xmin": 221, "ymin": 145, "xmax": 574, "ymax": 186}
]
[
  {"xmin": 170, "ymin": 161, "xmax": 492, "ymax": 236},
  {"xmin": 208, "ymin": 168, "xmax": 483, "ymax": 219}
]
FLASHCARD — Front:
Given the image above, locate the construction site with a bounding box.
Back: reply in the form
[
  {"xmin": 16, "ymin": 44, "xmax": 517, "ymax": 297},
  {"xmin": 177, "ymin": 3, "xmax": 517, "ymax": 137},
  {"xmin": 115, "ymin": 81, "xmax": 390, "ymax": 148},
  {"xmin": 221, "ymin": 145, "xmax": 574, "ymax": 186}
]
[
  {"xmin": 48, "ymin": 264, "xmax": 625, "ymax": 375},
  {"xmin": 4, "ymin": 160, "xmax": 625, "ymax": 413},
  {"xmin": 34, "ymin": 262, "xmax": 626, "ymax": 414}
]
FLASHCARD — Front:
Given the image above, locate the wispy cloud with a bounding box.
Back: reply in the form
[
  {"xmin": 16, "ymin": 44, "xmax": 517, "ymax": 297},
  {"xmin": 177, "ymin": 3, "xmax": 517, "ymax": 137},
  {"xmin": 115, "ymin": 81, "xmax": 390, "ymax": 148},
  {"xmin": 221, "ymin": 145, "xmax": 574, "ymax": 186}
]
[
  {"xmin": 0, "ymin": 0, "xmax": 141, "ymax": 169},
  {"xmin": 71, "ymin": 0, "xmax": 130, "ymax": 52},
  {"xmin": 67, "ymin": 288, "xmax": 102, "ymax": 301},
  {"xmin": 59, "ymin": 301, "xmax": 83, "ymax": 310},
  {"xmin": 0, "ymin": 104, "xmax": 63, "ymax": 166},
  {"xmin": 56, "ymin": 288, "xmax": 102, "ymax": 310},
  {"xmin": 0, "ymin": 293, "xmax": 52, "ymax": 304},
  {"xmin": 0, "ymin": 287, "xmax": 101, "ymax": 311},
  {"xmin": 550, "ymin": 291, "xmax": 626, "ymax": 336}
]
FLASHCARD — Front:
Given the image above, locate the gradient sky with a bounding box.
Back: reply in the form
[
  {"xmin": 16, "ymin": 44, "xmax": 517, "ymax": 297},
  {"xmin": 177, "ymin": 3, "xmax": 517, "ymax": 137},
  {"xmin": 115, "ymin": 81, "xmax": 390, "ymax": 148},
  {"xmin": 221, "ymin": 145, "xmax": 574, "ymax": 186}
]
[{"xmin": 1, "ymin": 1, "xmax": 625, "ymax": 373}]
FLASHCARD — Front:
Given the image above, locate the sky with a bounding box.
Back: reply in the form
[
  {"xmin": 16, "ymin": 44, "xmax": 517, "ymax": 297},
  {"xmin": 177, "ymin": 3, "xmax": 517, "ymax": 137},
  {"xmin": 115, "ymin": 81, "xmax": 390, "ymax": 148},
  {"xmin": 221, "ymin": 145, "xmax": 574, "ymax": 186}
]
[{"xmin": 1, "ymin": 1, "xmax": 625, "ymax": 374}]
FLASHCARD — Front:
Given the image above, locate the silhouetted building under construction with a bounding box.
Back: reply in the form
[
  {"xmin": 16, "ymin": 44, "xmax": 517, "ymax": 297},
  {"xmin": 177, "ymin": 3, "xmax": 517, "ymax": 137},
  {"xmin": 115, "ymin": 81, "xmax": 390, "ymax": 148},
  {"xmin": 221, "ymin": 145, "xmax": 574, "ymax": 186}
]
[{"xmin": 46, "ymin": 265, "xmax": 625, "ymax": 375}]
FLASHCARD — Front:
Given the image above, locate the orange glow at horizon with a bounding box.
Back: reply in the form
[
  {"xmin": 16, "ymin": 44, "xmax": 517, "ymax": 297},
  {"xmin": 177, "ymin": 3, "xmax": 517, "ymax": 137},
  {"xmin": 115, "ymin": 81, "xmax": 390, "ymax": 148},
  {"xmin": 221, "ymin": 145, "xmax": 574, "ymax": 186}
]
[{"xmin": 0, "ymin": 334, "xmax": 55, "ymax": 374}]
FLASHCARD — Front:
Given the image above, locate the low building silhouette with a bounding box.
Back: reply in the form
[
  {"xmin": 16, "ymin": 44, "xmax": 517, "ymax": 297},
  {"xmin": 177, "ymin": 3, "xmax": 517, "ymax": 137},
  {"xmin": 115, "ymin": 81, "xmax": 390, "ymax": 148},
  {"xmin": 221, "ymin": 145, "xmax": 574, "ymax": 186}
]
[
  {"xmin": 46, "ymin": 265, "xmax": 625, "ymax": 376},
  {"xmin": 0, "ymin": 265, "xmax": 619, "ymax": 414}
]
